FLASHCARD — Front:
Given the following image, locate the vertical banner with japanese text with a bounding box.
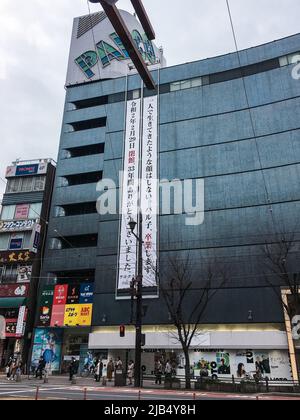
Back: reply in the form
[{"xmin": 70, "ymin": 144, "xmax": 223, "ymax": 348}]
[
  {"xmin": 141, "ymin": 96, "xmax": 158, "ymax": 290},
  {"xmin": 117, "ymin": 99, "xmax": 141, "ymax": 290}
]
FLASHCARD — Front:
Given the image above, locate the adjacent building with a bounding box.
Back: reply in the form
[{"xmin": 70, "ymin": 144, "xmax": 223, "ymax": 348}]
[
  {"xmin": 34, "ymin": 9, "xmax": 300, "ymax": 381},
  {"xmin": 0, "ymin": 159, "xmax": 55, "ymax": 369}
]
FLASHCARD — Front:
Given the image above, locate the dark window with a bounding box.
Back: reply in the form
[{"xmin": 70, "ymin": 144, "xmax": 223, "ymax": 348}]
[
  {"xmin": 109, "ymin": 92, "xmax": 126, "ymax": 103},
  {"xmin": 209, "ymin": 58, "xmax": 279, "ymax": 84},
  {"xmin": 72, "ymin": 96, "xmax": 108, "ymax": 109},
  {"xmin": 64, "ymin": 171, "xmax": 102, "ymax": 186},
  {"xmin": 68, "ymin": 117, "xmax": 107, "ymax": 132},
  {"xmin": 60, "ymin": 234, "xmax": 98, "ymax": 249},
  {"xmin": 52, "ymin": 269, "xmax": 95, "ymax": 284},
  {"xmin": 61, "ymin": 202, "xmax": 97, "ymax": 217},
  {"xmin": 64, "ymin": 143, "xmax": 105, "ymax": 158}
]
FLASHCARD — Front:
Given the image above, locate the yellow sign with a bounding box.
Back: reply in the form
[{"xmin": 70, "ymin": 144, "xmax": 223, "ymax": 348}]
[
  {"xmin": 78, "ymin": 304, "xmax": 93, "ymax": 326},
  {"xmin": 64, "ymin": 304, "xmax": 93, "ymax": 327}
]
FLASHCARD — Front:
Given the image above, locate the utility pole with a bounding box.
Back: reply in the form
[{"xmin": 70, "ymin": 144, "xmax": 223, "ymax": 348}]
[{"xmin": 129, "ymin": 215, "xmax": 143, "ymax": 388}]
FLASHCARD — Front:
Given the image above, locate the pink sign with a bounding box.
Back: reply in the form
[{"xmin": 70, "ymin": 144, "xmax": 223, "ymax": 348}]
[{"xmin": 15, "ymin": 205, "xmax": 29, "ymax": 220}]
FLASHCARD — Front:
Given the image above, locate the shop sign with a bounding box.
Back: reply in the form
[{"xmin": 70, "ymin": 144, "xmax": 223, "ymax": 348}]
[
  {"xmin": 5, "ymin": 162, "xmax": 48, "ymax": 178},
  {"xmin": 0, "ymin": 219, "xmax": 36, "ymax": 233},
  {"xmin": 0, "ymin": 250, "xmax": 33, "ymax": 264},
  {"xmin": 15, "ymin": 204, "xmax": 30, "ymax": 220},
  {"xmin": 0, "ymin": 283, "xmax": 29, "ymax": 298}
]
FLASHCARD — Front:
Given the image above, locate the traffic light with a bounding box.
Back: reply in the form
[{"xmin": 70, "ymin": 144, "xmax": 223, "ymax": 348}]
[{"xmin": 120, "ymin": 325, "xmax": 125, "ymax": 338}]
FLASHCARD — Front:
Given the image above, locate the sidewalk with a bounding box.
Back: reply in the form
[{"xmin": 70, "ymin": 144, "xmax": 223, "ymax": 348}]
[{"xmin": 1, "ymin": 374, "xmax": 300, "ymax": 399}]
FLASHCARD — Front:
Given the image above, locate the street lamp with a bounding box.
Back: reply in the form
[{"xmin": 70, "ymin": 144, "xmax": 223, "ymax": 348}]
[{"xmin": 129, "ymin": 217, "xmax": 143, "ymax": 388}]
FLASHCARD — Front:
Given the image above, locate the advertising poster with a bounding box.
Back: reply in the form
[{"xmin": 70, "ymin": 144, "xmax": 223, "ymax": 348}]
[
  {"xmin": 67, "ymin": 285, "xmax": 80, "ymax": 305},
  {"xmin": 50, "ymin": 305, "xmax": 65, "ymax": 327},
  {"xmin": 64, "ymin": 304, "xmax": 80, "ymax": 326},
  {"xmin": 79, "ymin": 283, "xmax": 94, "ymax": 304},
  {"xmin": 38, "ymin": 286, "xmax": 54, "ymax": 327},
  {"xmin": 53, "ymin": 284, "xmax": 68, "ymax": 306},
  {"xmin": 9, "ymin": 234, "xmax": 23, "ymax": 250},
  {"xmin": 15, "ymin": 204, "xmax": 30, "ymax": 220},
  {"xmin": 77, "ymin": 304, "xmax": 93, "ymax": 326},
  {"xmin": 31, "ymin": 328, "xmax": 63, "ymax": 372},
  {"xmin": 183, "ymin": 350, "xmax": 292, "ymax": 381}
]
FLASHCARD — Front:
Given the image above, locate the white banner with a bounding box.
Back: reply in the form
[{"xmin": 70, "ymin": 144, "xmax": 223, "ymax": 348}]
[
  {"xmin": 141, "ymin": 96, "xmax": 158, "ymax": 289},
  {"xmin": 16, "ymin": 306, "xmax": 26, "ymax": 336},
  {"xmin": 117, "ymin": 99, "xmax": 141, "ymax": 290}
]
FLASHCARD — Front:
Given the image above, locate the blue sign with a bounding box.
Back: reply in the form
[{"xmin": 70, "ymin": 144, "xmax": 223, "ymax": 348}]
[
  {"xmin": 9, "ymin": 238, "xmax": 23, "ymax": 250},
  {"xmin": 16, "ymin": 164, "xmax": 39, "ymax": 176},
  {"xmin": 79, "ymin": 284, "xmax": 94, "ymax": 304}
]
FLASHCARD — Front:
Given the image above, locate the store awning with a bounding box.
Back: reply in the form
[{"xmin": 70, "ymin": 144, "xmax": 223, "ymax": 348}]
[{"xmin": 0, "ymin": 298, "xmax": 26, "ymax": 309}]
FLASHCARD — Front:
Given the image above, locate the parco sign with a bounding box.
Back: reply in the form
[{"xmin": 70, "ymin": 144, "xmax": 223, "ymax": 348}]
[{"xmin": 66, "ymin": 9, "xmax": 165, "ymax": 86}]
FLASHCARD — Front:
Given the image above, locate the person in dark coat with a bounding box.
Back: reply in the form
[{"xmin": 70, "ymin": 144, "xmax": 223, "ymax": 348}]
[
  {"xmin": 36, "ymin": 357, "xmax": 46, "ymax": 379},
  {"xmin": 69, "ymin": 357, "xmax": 78, "ymax": 381}
]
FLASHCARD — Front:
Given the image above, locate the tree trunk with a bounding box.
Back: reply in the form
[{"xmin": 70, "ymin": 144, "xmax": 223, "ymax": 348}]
[{"xmin": 183, "ymin": 347, "xmax": 191, "ymax": 390}]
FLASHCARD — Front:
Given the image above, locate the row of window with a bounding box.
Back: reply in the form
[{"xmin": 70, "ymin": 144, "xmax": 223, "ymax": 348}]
[
  {"xmin": 61, "ymin": 143, "xmax": 105, "ymax": 160},
  {"xmin": 49, "ymin": 234, "xmax": 98, "ymax": 250},
  {"xmin": 0, "ymin": 264, "xmax": 32, "ymax": 284},
  {"xmin": 54, "ymin": 202, "xmax": 97, "ymax": 217},
  {"xmin": 6, "ymin": 176, "xmax": 46, "ymax": 194},
  {"xmin": 1, "ymin": 203, "xmax": 42, "ymax": 221},
  {"xmin": 58, "ymin": 171, "xmax": 102, "ymax": 187},
  {"xmin": 279, "ymin": 52, "xmax": 300, "ymax": 67},
  {"xmin": 66, "ymin": 51, "xmax": 300, "ymax": 113},
  {"xmin": 0, "ymin": 232, "xmax": 32, "ymax": 251}
]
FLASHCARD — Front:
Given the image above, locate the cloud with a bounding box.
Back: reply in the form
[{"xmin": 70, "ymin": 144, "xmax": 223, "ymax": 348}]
[{"xmin": 0, "ymin": 0, "xmax": 300, "ymax": 199}]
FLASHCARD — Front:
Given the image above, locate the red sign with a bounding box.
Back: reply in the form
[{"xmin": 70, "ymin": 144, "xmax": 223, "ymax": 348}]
[
  {"xmin": 53, "ymin": 284, "xmax": 68, "ymax": 306},
  {"xmin": 0, "ymin": 284, "xmax": 29, "ymax": 298},
  {"xmin": 5, "ymin": 311, "xmax": 27, "ymax": 338},
  {"xmin": 0, "ymin": 250, "xmax": 33, "ymax": 264},
  {"xmin": 50, "ymin": 305, "xmax": 65, "ymax": 327}
]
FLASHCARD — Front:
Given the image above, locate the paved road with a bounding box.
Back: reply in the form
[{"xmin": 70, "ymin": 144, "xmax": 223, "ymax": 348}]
[{"xmin": 0, "ymin": 381, "xmax": 299, "ymax": 400}]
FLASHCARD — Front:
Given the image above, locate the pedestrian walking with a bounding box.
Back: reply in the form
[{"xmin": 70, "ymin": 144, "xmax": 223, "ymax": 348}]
[
  {"xmin": 127, "ymin": 360, "xmax": 134, "ymax": 386},
  {"xmin": 69, "ymin": 357, "xmax": 78, "ymax": 382},
  {"xmin": 6, "ymin": 356, "xmax": 13, "ymax": 381},
  {"xmin": 95, "ymin": 359, "xmax": 103, "ymax": 382},
  {"xmin": 165, "ymin": 360, "xmax": 172, "ymax": 382},
  {"xmin": 36, "ymin": 356, "xmax": 46, "ymax": 380},
  {"xmin": 155, "ymin": 360, "xmax": 163, "ymax": 385},
  {"xmin": 107, "ymin": 358, "xmax": 114, "ymax": 382}
]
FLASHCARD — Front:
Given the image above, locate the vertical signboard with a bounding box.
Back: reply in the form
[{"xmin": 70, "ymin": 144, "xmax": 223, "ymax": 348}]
[
  {"xmin": 117, "ymin": 95, "xmax": 159, "ymax": 296},
  {"xmin": 117, "ymin": 99, "xmax": 141, "ymax": 291},
  {"xmin": 16, "ymin": 306, "xmax": 27, "ymax": 336},
  {"xmin": 141, "ymin": 96, "xmax": 158, "ymax": 289}
]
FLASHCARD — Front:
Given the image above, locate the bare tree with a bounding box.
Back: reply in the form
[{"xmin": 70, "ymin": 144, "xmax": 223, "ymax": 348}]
[
  {"xmin": 262, "ymin": 233, "xmax": 300, "ymax": 320},
  {"xmin": 159, "ymin": 255, "xmax": 228, "ymax": 389}
]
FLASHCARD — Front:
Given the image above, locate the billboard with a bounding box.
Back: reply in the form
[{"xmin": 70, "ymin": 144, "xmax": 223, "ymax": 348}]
[
  {"xmin": 38, "ymin": 284, "xmax": 94, "ymax": 328},
  {"xmin": 182, "ymin": 350, "xmax": 293, "ymax": 382},
  {"xmin": 66, "ymin": 10, "xmax": 165, "ymax": 86},
  {"xmin": 5, "ymin": 162, "xmax": 48, "ymax": 178},
  {"xmin": 31, "ymin": 329, "xmax": 63, "ymax": 372}
]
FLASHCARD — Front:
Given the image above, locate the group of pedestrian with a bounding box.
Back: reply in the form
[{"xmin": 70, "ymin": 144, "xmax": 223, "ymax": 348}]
[
  {"xmin": 6, "ymin": 356, "xmax": 22, "ymax": 381},
  {"xmin": 155, "ymin": 360, "xmax": 176, "ymax": 385}
]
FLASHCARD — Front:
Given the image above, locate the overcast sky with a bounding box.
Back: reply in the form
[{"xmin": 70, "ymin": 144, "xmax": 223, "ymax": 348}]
[{"xmin": 0, "ymin": 0, "xmax": 300, "ymax": 198}]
